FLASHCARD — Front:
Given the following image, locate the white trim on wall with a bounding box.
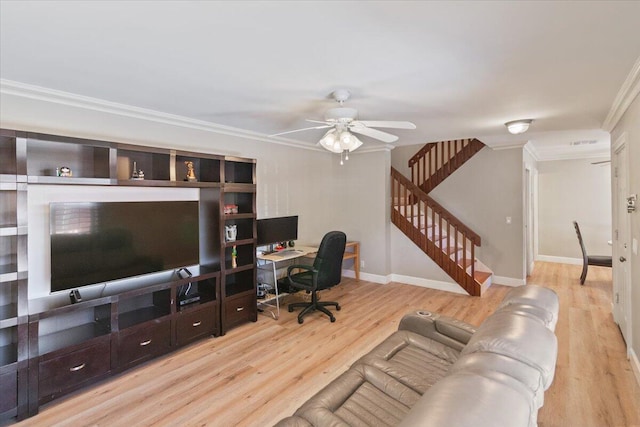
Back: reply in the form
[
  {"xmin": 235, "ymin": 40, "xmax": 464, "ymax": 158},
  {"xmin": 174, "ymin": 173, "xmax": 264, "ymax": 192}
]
[
  {"xmin": 603, "ymin": 55, "xmax": 640, "ymax": 132},
  {"xmin": 492, "ymin": 276, "xmax": 526, "ymax": 287},
  {"xmin": 341, "ymin": 269, "xmax": 388, "ymax": 284},
  {"xmin": 536, "ymin": 255, "xmax": 583, "ymax": 265},
  {"xmin": 389, "ymin": 274, "xmax": 468, "ymax": 295}
]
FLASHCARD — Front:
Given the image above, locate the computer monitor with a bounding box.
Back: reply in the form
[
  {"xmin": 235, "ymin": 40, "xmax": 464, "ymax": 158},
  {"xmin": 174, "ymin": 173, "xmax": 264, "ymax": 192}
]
[{"xmin": 257, "ymin": 215, "xmax": 298, "ymax": 246}]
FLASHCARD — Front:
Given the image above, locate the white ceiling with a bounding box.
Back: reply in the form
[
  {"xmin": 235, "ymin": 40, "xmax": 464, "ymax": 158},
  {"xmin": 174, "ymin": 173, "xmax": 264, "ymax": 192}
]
[{"xmin": 1, "ymin": 1, "xmax": 639, "ymax": 160}]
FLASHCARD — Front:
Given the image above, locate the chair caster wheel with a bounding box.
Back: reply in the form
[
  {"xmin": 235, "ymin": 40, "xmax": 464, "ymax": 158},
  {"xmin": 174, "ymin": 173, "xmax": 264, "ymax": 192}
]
[
  {"xmin": 288, "ymin": 307, "xmax": 294, "ymax": 312},
  {"xmin": 330, "ymin": 316, "xmax": 336, "ymax": 322},
  {"xmin": 298, "ymin": 318, "xmax": 304, "ymax": 324},
  {"xmin": 336, "ymin": 305, "xmax": 341, "ymax": 311}
]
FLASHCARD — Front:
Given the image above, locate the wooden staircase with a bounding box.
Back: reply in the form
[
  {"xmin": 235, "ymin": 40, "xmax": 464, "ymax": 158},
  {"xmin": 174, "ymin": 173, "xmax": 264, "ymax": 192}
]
[
  {"xmin": 408, "ymin": 138, "xmax": 485, "ymax": 194},
  {"xmin": 391, "ymin": 138, "xmax": 491, "ymax": 296}
]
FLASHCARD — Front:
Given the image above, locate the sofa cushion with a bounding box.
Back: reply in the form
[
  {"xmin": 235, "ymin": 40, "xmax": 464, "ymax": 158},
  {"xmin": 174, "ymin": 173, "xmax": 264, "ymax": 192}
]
[
  {"xmin": 498, "ymin": 285, "xmax": 559, "ymax": 331},
  {"xmin": 461, "ymin": 310, "xmax": 558, "ymax": 389},
  {"xmin": 293, "ymin": 364, "xmax": 421, "ymax": 427},
  {"xmin": 449, "ymin": 352, "xmax": 546, "ymax": 408},
  {"xmin": 398, "ymin": 370, "xmax": 537, "ymax": 427},
  {"xmin": 356, "ymin": 330, "xmax": 459, "ymax": 394}
]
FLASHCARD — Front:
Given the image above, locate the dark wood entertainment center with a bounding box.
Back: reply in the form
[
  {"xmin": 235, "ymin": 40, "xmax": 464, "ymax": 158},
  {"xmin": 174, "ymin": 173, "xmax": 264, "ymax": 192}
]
[{"xmin": 0, "ymin": 128, "xmax": 257, "ymax": 421}]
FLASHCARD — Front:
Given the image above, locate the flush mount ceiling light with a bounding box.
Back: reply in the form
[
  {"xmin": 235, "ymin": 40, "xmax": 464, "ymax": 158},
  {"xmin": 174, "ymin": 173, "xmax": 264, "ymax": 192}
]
[{"xmin": 505, "ymin": 119, "xmax": 533, "ymax": 135}]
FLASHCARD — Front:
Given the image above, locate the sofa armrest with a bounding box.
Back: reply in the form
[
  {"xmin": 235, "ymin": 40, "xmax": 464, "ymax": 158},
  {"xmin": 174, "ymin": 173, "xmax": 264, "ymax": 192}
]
[
  {"xmin": 273, "ymin": 416, "xmax": 313, "ymax": 427},
  {"xmin": 398, "ymin": 311, "xmax": 476, "ymax": 351}
]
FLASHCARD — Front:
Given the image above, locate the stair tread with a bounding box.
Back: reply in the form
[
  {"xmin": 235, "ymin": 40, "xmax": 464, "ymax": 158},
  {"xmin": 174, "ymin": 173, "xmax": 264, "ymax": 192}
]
[{"xmin": 474, "ymin": 270, "xmax": 492, "ymax": 284}]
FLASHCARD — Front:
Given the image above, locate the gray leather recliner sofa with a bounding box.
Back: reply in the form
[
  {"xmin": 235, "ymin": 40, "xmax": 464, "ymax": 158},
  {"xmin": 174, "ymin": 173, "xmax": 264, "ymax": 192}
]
[{"xmin": 275, "ymin": 285, "xmax": 559, "ymax": 427}]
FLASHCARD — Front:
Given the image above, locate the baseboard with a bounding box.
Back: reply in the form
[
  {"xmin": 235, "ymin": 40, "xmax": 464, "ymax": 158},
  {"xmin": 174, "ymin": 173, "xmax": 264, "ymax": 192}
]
[
  {"xmin": 535, "ymin": 255, "xmax": 582, "ymax": 265},
  {"xmin": 341, "ymin": 269, "xmax": 388, "ymax": 284},
  {"xmin": 631, "ymin": 348, "xmax": 640, "ymax": 388},
  {"xmin": 389, "ymin": 274, "xmax": 468, "ymax": 295},
  {"xmin": 492, "ymin": 275, "xmax": 526, "ymax": 287}
]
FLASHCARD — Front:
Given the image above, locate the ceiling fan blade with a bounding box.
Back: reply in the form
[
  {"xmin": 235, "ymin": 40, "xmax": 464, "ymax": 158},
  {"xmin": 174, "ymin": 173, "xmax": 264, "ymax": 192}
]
[
  {"xmin": 269, "ymin": 124, "xmax": 332, "ymax": 137},
  {"xmin": 349, "ymin": 125, "xmax": 399, "ymax": 143},
  {"xmin": 356, "ymin": 120, "xmax": 416, "ymax": 130},
  {"xmin": 305, "ymin": 119, "xmax": 333, "ymax": 125}
]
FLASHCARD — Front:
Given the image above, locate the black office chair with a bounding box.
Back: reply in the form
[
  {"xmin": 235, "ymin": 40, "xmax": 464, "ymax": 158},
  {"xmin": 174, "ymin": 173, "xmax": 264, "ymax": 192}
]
[
  {"xmin": 573, "ymin": 221, "xmax": 612, "ymax": 285},
  {"xmin": 286, "ymin": 231, "xmax": 346, "ymax": 323}
]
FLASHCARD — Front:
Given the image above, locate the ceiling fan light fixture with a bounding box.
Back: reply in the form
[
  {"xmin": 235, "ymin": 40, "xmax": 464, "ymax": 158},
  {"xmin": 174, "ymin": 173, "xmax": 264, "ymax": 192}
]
[
  {"xmin": 505, "ymin": 119, "xmax": 533, "ymax": 135},
  {"xmin": 319, "ymin": 129, "xmax": 342, "ymax": 153}
]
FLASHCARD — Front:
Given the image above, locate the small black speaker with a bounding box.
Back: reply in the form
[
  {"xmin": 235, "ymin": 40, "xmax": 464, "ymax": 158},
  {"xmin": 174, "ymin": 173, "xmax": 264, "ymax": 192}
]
[
  {"xmin": 69, "ymin": 289, "xmax": 82, "ymax": 304},
  {"xmin": 288, "ymin": 240, "xmax": 295, "ymax": 248}
]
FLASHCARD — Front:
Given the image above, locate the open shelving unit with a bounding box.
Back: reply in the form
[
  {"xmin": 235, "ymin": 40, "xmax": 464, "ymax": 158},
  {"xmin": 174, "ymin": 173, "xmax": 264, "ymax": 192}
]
[
  {"xmin": 220, "ymin": 157, "xmax": 257, "ymax": 333},
  {"xmin": 0, "ymin": 129, "xmax": 28, "ymax": 421},
  {"xmin": 0, "ymin": 128, "xmax": 256, "ymax": 421}
]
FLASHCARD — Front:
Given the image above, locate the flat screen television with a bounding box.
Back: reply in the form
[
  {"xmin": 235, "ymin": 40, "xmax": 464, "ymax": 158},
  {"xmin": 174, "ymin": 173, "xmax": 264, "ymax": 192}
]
[
  {"xmin": 50, "ymin": 201, "xmax": 199, "ymax": 292},
  {"xmin": 257, "ymin": 215, "xmax": 298, "ymax": 246}
]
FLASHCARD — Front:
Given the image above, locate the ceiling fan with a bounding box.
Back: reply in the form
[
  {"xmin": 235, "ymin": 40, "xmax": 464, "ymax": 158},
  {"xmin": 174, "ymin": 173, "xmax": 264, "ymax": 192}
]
[{"xmin": 269, "ymin": 89, "xmax": 416, "ymax": 155}]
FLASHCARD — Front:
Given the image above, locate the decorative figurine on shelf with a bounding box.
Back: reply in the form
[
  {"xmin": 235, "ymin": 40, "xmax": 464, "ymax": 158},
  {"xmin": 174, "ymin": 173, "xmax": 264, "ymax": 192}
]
[
  {"xmin": 131, "ymin": 161, "xmax": 145, "ymax": 180},
  {"xmin": 184, "ymin": 161, "xmax": 197, "ymax": 182},
  {"xmin": 57, "ymin": 166, "xmax": 72, "ymax": 177},
  {"xmin": 231, "ymin": 245, "xmax": 238, "ymax": 268},
  {"xmin": 225, "ymin": 225, "xmax": 237, "ymax": 242}
]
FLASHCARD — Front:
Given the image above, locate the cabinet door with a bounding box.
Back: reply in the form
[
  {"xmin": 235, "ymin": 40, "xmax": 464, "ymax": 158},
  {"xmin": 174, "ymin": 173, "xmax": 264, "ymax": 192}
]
[
  {"xmin": 38, "ymin": 338, "xmax": 110, "ymax": 403},
  {"xmin": 175, "ymin": 305, "xmax": 217, "ymax": 346},
  {"xmin": 117, "ymin": 319, "xmax": 171, "ymax": 369}
]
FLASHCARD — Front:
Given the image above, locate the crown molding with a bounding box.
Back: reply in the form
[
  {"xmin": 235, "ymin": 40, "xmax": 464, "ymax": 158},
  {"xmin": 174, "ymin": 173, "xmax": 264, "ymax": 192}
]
[
  {"xmin": 603, "ymin": 56, "xmax": 640, "ymax": 132},
  {"xmin": 0, "ymin": 79, "xmax": 324, "ymax": 152},
  {"xmin": 0, "ymin": 79, "xmax": 398, "ymax": 155},
  {"xmin": 488, "ymin": 140, "xmax": 529, "ymax": 151},
  {"xmin": 523, "ymin": 142, "xmax": 540, "ymax": 161}
]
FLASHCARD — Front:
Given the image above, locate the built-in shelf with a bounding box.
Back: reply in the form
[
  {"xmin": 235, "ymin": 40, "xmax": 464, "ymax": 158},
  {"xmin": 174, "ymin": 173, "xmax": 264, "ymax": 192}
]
[
  {"xmin": 1, "ymin": 128, "xmax": 257, "ymax": 421},
  {"xmin": 119, "ymin": 306, "xmax": 171, "ymax": 330},
  {"xmin": 0, "ymin": 343, "xmax": 17, "ymax": 367},
  {"xmin": 38, "ymin": 322, "xmax": 111, "ymax": 356}
]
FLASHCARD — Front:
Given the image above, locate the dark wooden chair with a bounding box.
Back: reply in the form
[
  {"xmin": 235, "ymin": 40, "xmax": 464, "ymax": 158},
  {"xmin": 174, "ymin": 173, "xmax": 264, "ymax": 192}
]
[{"xmin": 573, "ymin": 221, "xmax": 612, "ymax": 285}]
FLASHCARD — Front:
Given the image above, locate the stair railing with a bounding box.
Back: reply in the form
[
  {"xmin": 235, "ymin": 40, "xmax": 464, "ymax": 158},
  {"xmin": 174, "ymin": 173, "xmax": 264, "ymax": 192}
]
[
  {"xmin": 408, "ymin": 138, "xmax": 484, "ymax": 193},
  {"xmin": 391, "ymin": 166, "xmax": 482, "ymax": 296}
]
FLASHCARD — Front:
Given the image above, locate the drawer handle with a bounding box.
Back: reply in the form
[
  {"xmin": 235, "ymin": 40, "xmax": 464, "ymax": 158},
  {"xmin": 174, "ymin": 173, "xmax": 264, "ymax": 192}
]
[
  {"xmin": 69, "ymin": 363, "xmax": 86, "ymax": 372},
  {"xmin": 140, "ymin": 340, "xmax": 152, "ymax": 346},
  {"xmin": 236, "ymin": 307, "xmax": 244, "ymax": 312},
  {"xmin": 192, "ymin": 321, "xmax": 202, "ymax": 327}
]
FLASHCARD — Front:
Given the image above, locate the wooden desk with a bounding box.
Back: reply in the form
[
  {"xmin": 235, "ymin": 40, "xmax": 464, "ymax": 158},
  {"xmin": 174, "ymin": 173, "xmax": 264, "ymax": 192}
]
[
  {"xmin": 256, "ymin": 246, "xmax": 318, "ymax": 319},
  {"xmin": 343, "ymin": 241, "xmax": 360, "ymax": 280}
]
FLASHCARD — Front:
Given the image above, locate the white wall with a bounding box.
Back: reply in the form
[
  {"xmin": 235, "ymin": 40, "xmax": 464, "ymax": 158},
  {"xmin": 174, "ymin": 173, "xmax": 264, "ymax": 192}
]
[{"xmin": 537, "ymin": 158, "xmax": 612, "ymax": 262}]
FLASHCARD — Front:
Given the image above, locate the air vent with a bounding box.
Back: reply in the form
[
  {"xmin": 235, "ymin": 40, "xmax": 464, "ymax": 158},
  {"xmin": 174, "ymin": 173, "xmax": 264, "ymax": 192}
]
[{"xmin": 570, "ymin": 140, "xmax": 597, "ymax": 146}]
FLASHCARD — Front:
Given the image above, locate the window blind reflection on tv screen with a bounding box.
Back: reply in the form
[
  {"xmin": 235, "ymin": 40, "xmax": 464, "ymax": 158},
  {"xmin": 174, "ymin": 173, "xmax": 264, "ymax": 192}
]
[
  {"xmin": 50, "ymin": 201, "xmax": 199, "ymax": 292},
  {"xmin": 257, "ymin": 215, "xmax": 298, "ymax": 246}
]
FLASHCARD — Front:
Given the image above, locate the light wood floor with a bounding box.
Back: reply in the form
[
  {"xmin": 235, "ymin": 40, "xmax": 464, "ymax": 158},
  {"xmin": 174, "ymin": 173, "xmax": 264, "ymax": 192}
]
[{"xmin": 16, "ymin": 262, "xmax": 640, "ymax": 427}]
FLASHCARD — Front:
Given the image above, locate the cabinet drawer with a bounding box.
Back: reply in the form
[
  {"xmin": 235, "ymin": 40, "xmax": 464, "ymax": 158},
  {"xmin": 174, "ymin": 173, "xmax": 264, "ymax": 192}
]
[
  {"xmin": 117, "ymin": 319, "xmax": 171, "ymax": 368},
  {"xmin": 0, "ymin": 370, "xmax": 17, "ymax": 413},
  {"xmin": 176, "ymin": 305, "xmax": 216, "ymax": 346},
  {"xmin": 39, "ymin": 338, "xmax": 110, "ymax": 402},
  {"xmin": 225, "ymin": 293, "xmax": 256, "ymax": 327}
]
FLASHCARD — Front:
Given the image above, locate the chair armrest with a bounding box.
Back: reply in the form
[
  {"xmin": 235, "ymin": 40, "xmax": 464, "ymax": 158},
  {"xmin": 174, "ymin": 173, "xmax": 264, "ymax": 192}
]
[
  {"xmin": 287, "ymin": 264, "xmax": 316, "ymax": 275},
  {"xmin": 398, "ymin": 311, "xmax": 476, "ymax": 351}
]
